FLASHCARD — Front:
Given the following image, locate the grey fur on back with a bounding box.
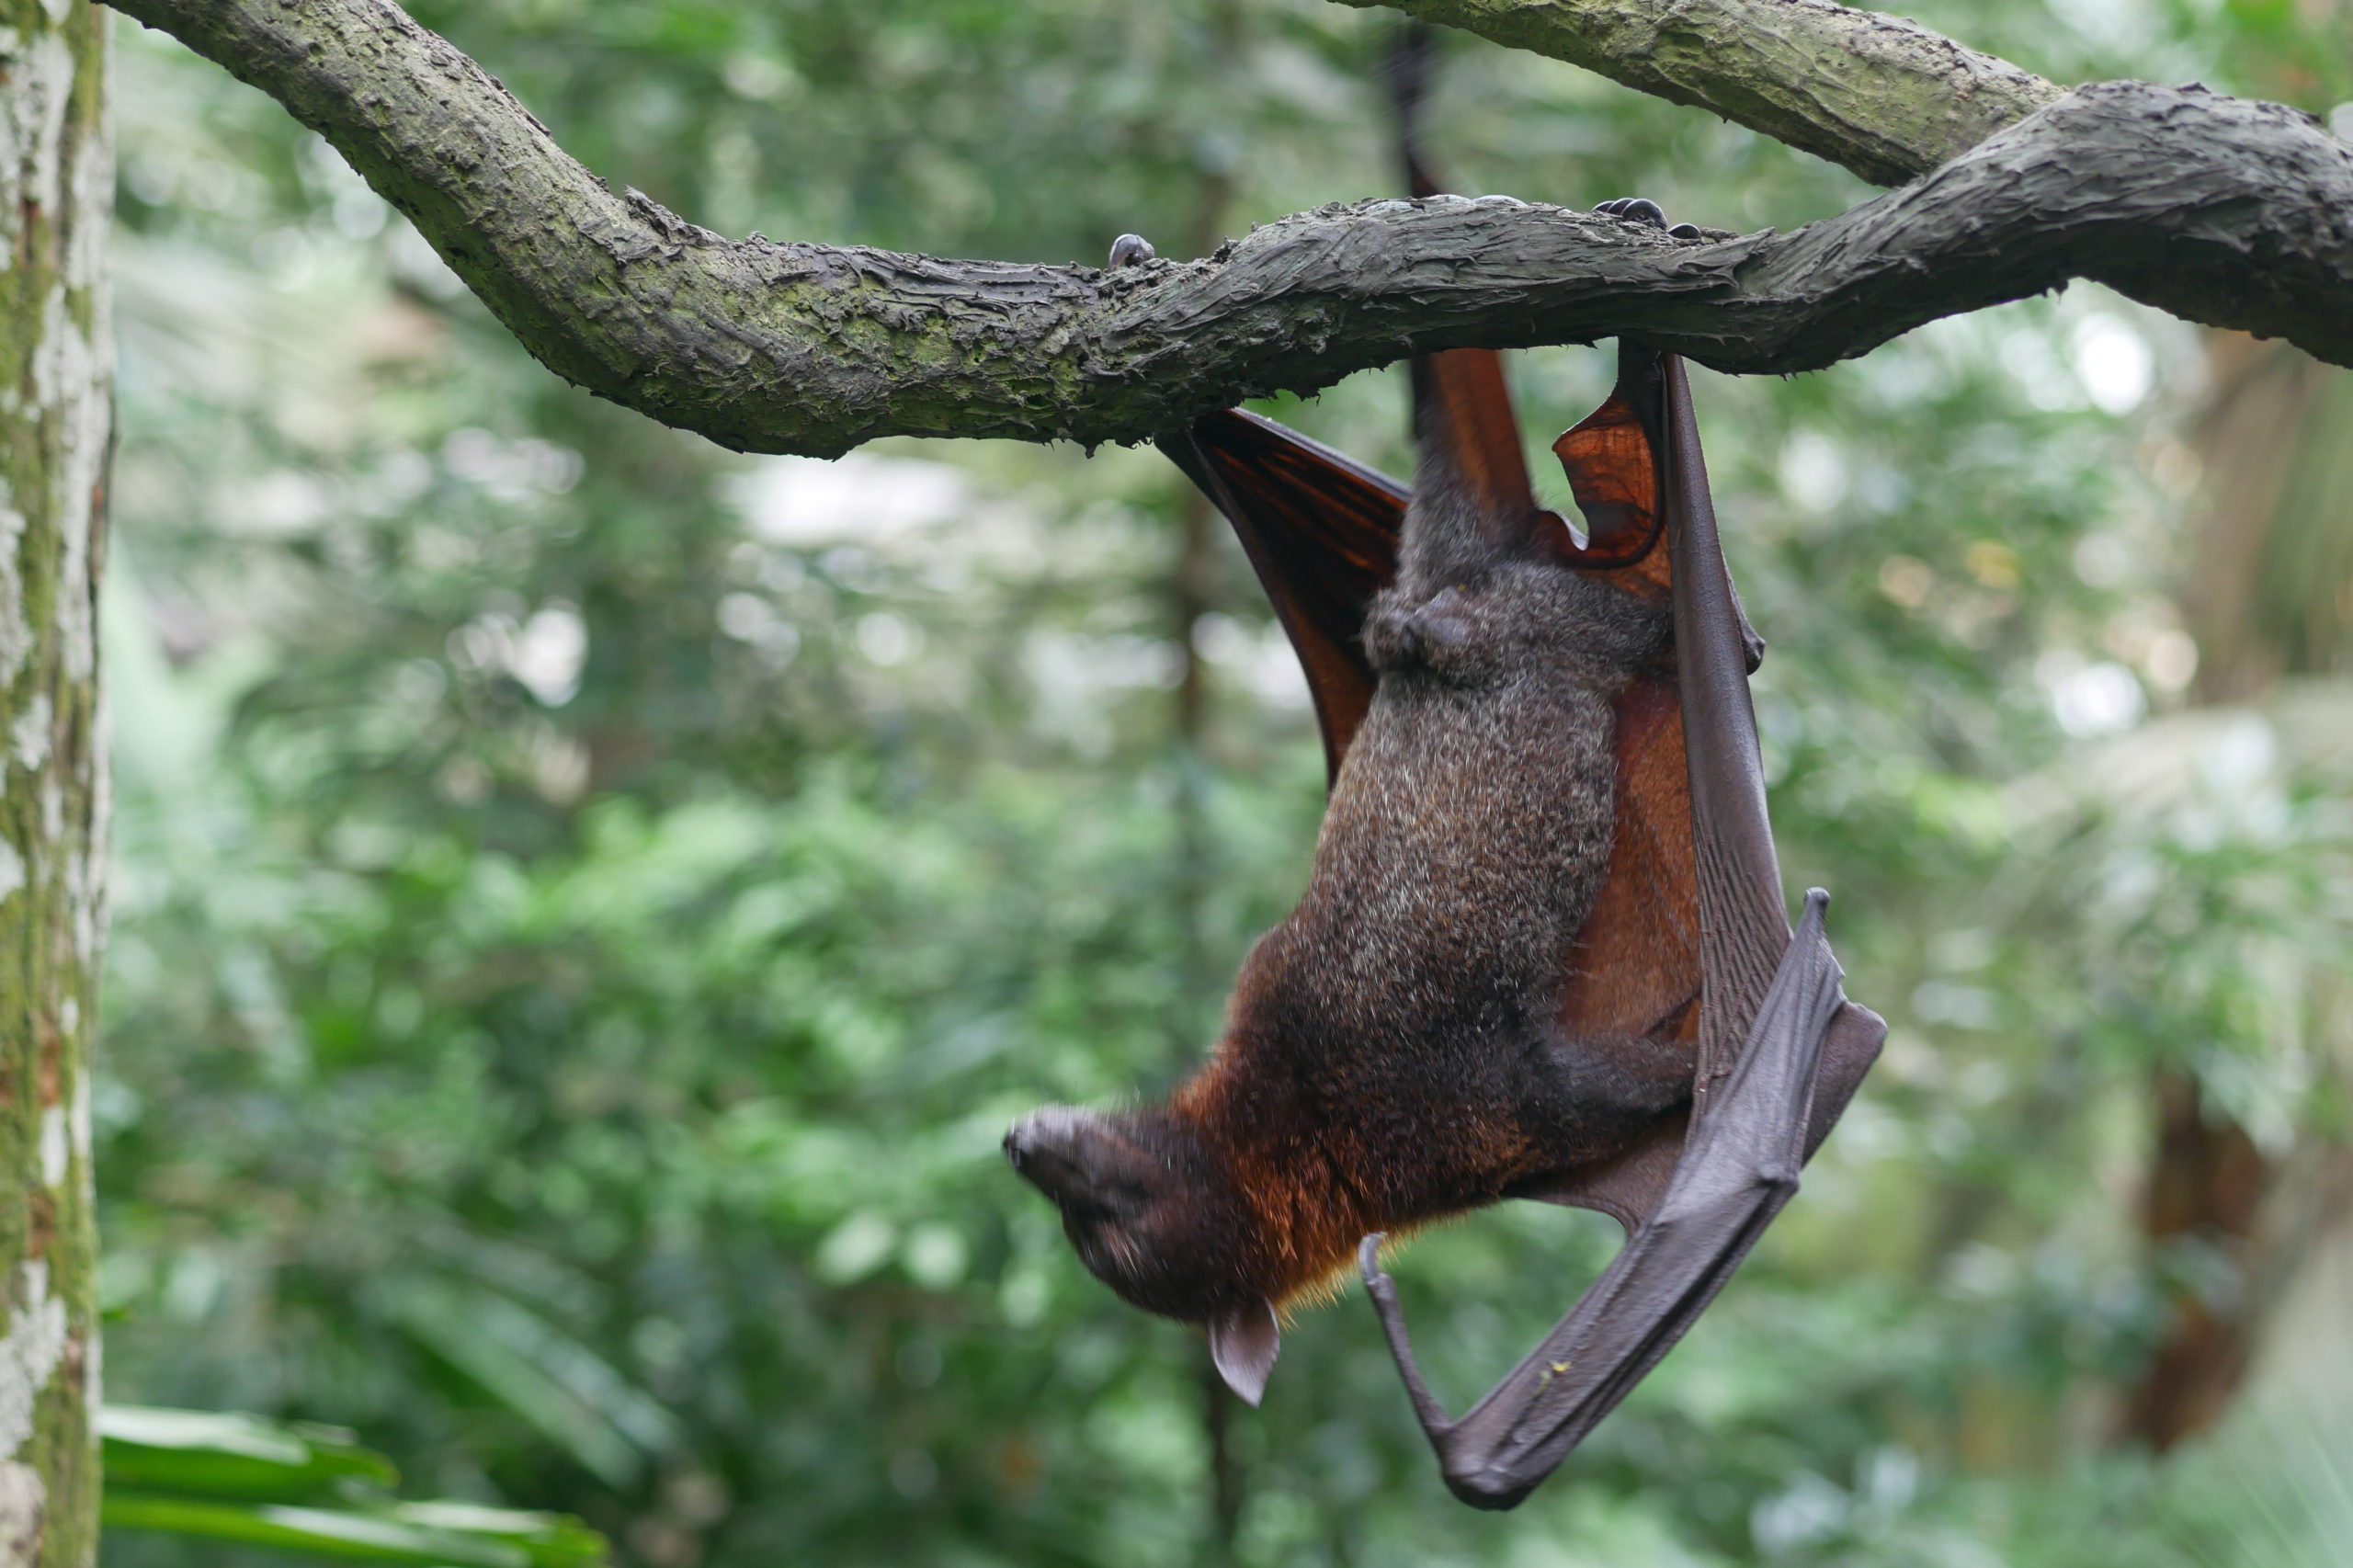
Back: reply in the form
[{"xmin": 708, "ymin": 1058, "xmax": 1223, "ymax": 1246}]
[{"xmin": 1226, "ymin": 461, "xmax": 1672, "ymax": 1200}]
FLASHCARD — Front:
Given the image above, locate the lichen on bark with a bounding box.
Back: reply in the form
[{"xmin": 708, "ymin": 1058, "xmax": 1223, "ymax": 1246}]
[{"xmin": 0, "ymin": 3, "xmax": 112, "ymax": 1565}]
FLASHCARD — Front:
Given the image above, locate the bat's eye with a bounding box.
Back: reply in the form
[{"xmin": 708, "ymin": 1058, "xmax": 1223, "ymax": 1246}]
[{"xmin": 1005, "ymin": 1107, "xmax": 1240, "ymax": 1317}]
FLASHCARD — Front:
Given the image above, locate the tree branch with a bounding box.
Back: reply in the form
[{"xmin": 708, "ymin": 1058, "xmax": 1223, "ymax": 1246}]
[
  {"xmin": 108, "ymin": 0, "xmax": 2353, "ymax": 457},
  {"xmin": 1347, "ymin": 0, "xmax": 2065, "ymax": 187}
]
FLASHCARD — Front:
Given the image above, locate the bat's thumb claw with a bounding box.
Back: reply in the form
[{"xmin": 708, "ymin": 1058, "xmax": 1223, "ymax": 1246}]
[{"xmin": 1358, "ymin": 1233, "xmax": 1389, "ymax": 1283}]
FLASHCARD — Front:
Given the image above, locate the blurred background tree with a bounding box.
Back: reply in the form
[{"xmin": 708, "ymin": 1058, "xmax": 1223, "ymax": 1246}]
[{"xmin": 92, "ymin": 2, "xmax": 2351, "ymax": 1566}]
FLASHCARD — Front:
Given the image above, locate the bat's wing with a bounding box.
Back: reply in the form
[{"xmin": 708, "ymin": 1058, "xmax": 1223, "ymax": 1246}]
[
  {"xmin": 1161, "ymin": 413, "xmax": 1405, "ymax": 783},
  {"xmin": 1516, "ymin": 351, "xmax": 1878, "ymax": 1232},
  {"xmin": 1360, "ymin": 351, "xmax": 1887, "ymax": 1508}
]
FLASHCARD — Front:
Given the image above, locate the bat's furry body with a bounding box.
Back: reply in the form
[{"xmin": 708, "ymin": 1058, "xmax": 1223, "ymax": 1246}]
[
  {"xmin": 1185, "ymin": 474, "xmax": 1688, "ymax": 1283},
  {"xmin": 1006, "ymin": 464, "xmax": 1692, "ymax": 1339},
  {"xmin": 1005, "ymin": 335, "xmax": 1883, "ymax": 1453}
]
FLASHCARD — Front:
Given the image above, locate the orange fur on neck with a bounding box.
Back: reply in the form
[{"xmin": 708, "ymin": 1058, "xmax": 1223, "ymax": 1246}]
[{"xmin": 1168, "ymin": 1045, "xmax": 1392, "ymax": 1313}]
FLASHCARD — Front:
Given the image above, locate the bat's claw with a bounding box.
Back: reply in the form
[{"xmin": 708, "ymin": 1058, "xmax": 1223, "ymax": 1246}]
[
  {"xmin": 1594, "ymin": 197, "xmax": 1701, "ymax": 241},
  {"xmin": 1595, "ymin": 196, "xmax": 1665, "ymax": 228},
  {"xmin": 1108, "ymin": 233, "xmax": 1157, "ymax": 268},
  {"xmin": 1360, "ymin": 1233, "xmax": 1460, "ymax": 1443}
]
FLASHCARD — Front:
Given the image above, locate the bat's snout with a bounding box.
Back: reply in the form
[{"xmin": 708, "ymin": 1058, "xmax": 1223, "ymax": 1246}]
[
  {"xmin": 1006, "ymin": 1105, "xmax": 1249, "ymax": 1324},
  {"xmin": 1005, "ymin": 1106, "xmax": 1124, "ymax": 1215}
]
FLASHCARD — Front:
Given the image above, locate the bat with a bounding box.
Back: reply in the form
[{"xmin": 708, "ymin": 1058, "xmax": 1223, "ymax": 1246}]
[
  {"xmin": 1007, "ymin": 34, "xmax": 1883, "ymax": 1507},
  {"xmin": 1006, "ymin": 328, "xmax": 1883, "ymax": 1503}
]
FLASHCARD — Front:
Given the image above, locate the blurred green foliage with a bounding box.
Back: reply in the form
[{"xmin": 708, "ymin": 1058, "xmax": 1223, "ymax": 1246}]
[
  {"xmin": 94, "ymin": 2, "xmax": 2351, "ymax": 1566},
  {"xmin": 100, "ymin": 1405, "xmax": 609, "ymax": 1566}
]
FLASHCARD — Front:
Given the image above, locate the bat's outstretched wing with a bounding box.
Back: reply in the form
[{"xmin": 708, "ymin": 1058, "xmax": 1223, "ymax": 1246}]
[
  {"xmin": 1360, "ymin": 352, "xmax": 1887, "ymax": 1508},
  {"xmin": 1161, "ymin": 414, "xmax": 1404, "ymax": 783}
]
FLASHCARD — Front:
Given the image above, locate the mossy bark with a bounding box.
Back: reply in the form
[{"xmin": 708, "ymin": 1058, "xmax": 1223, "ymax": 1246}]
[{"xmin": 0, "ymin": 4, "xmax": 110, "ymax": 1566}]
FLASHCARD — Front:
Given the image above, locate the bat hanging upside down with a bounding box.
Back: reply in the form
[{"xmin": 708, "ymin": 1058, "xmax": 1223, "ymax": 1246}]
[{"xmin": 1006, "ymin": 206, "xmax": 1885, "ymax": 1506}]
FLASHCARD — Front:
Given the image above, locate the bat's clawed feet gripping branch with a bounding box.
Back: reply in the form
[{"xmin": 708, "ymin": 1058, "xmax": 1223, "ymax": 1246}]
[
  {"xmin": 1360, "ymin": 892, "xmax": 1854, "ymax": 1509},
  {"xmin": 1593, "ymin": 196, "xmax": 1702, "ymax": 242}
]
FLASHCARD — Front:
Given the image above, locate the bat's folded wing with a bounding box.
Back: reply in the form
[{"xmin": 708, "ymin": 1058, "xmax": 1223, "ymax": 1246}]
[
  {"xmin": 1165, "ymin": 347, "xmax": 1553, "ymax": 785},
  {"xmin": 1361, "ymin": 352, "xmax": 1884, "ymax": 1507},
  {"xmin": 1519, "ymin": 352, "xmax": 1882, "ymax": 1232},
  {"xmin": 1366, "ymin": 891, "xmax": 1853, "ymax": 1507}
]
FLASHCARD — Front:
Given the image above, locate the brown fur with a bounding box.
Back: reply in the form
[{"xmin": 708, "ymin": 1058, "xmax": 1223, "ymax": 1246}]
[
  {"xmin": 1007, "ymin": 456, "xmax": 1694, "ymax": 1326},
  {"xmin": 1176, "ymin": 471, "xmax": 1680, "ymax": 1305}
]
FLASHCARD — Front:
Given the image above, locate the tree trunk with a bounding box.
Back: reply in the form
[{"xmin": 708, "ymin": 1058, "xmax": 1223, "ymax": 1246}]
[
  {"xmin": 2120, "ymin": 1070, "xmax": 2272, "ymax": 1450},
  {"xmin": 0, "ymin": 4, "xmax": 111, "ymax": 1564},
  {"xmin": 2118, "ymin": 338, "xmax": 2353, "ymax": 1451}
]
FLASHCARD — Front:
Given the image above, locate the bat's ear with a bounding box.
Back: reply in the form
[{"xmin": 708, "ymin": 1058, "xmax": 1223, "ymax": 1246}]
[{"xmin": 1207, "ymin": 1298, "xmax": 1279, "ymax": 1406}]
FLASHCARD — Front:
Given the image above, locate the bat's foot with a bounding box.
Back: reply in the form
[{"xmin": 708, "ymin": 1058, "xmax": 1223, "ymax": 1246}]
[
  {"xmin": 1593, "ymin": 196, "xmax": 1701, "ymax": 242},
  {"xmin": 1108, "ymin": 233, "xmax": 1157, "ymax": 268}
]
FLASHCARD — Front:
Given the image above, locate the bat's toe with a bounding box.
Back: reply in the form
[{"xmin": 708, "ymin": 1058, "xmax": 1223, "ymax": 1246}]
[{"xmin": 1594, "ymin": 196, "xmax": 1702, "ymax": 241}]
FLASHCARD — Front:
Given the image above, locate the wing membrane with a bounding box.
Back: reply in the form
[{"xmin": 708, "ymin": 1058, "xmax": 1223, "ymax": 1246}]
[
  {"xmin": 1526, "ymin": 351, "xmax": 1880, "ymax": 1230},
  {"xmin": 1163, "ymin": 411, "xmax": 1405, "ymax": 783},
  {"xmin": 1412, "ymin": 348, "xmax": 1539, "ymax": 532}
]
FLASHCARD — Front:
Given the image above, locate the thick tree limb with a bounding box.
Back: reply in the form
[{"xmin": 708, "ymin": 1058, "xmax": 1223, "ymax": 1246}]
[
  {"xmin": 109, "ymin": 0, "xmax": 2353, "ymax": 456},
  {"xmin": 1347, "ymin": 0, "xmax": 2065, "ymax": 187}
]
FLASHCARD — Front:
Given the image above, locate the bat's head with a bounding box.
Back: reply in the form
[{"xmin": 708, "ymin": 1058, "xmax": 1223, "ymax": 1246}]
[{"xmin": 1004, "ymin": 1104, "xmax": 1280, "ymax": 1403}]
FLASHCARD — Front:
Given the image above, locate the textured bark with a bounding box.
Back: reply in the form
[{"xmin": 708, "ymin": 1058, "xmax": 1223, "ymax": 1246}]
[
  {"xmin": 103, "ymin": 0, "xmax": 2353, "ymax": 458},
  {"xmin": 1337, "ymin": 0, "xmax": 2063, "ymax": 187},
  {"xmin": 0, "ymin": 5, "xmax": 111, "ymax": 1567}
]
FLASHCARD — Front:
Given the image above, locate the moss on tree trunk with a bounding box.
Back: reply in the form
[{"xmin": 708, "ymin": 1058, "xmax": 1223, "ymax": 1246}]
[{"xmin": 0, "ymin": 3, "xmax": 110, "ymax": 1565}]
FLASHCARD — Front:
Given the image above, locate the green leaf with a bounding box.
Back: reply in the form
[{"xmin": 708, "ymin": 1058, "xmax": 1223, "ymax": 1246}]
[
  {"xmin": 103, "ymin": 1496, "xmax": 529, "ymax": 1567},
  {"xmin": 102, "ymin": 1495, "xmax": 610, "ymax": 1568},
  {"xmin": 101, "ymin": 1407, "xmax": 610, "ymax": 1567},
  {"xmin": 381, "ymin": 1502, "xmax": 613, "ymax": 1568},
  {"xmin": 98, "ymin": 1405, "xmax": 399, "ymax": 1503}
]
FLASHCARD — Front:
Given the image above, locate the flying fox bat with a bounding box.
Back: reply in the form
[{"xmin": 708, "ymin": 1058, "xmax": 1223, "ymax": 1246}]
[
  {"xmin": 1006, "ymin": 318, "xmax": 1887, "ymax": 1502},
  {"xmin": 1007, "ymin": 43, "xmax": 1881, "ymax": 1506}
]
